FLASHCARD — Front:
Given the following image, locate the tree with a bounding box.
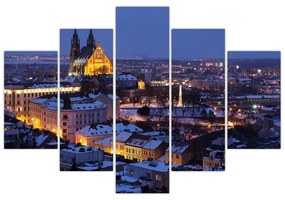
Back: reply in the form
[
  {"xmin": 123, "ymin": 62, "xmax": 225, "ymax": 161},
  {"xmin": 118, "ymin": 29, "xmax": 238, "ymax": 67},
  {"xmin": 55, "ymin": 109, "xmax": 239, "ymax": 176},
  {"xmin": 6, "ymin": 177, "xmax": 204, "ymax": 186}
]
[{"xmin": 137, "ymin": 106, "xmax": 150, "ymax": 116}]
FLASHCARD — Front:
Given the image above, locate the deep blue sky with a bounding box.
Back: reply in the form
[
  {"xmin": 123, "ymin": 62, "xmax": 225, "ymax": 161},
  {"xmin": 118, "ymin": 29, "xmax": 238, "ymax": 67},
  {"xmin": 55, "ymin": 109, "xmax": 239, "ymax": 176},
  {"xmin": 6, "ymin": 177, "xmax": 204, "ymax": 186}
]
[
  {"xmin": 228, "ymin": 51, "xmax": 280, "ymax": 59},
  {"xmin": 172, "ymin": 29, "xmax": 225, "ymax": 59},
  {"xmin": 5, "ymin": 51, "xmax": 57, "ymax": 56},
  {"xmin": 116, "ymin": 7, "xmax": 169, "ymax": 59},
  {"xmin": 60, "ymin": 29, "xmax": 113, "ymax": 57}
]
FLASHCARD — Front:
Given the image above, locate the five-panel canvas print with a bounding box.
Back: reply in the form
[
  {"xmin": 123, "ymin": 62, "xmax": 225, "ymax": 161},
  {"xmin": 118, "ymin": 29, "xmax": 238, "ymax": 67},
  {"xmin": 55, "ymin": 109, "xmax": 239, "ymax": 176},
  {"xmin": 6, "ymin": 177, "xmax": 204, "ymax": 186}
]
[{"xmin": 3, "ymin": 6, "xmax": 281, "ymax": 193}]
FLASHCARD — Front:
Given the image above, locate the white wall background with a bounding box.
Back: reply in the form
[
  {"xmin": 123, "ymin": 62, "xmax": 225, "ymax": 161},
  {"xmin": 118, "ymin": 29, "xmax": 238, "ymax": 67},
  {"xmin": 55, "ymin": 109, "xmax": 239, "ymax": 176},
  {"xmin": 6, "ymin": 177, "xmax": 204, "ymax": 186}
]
[{"xmin": 0, "ymin": 0, "xmax": 284, "ymax": 200}]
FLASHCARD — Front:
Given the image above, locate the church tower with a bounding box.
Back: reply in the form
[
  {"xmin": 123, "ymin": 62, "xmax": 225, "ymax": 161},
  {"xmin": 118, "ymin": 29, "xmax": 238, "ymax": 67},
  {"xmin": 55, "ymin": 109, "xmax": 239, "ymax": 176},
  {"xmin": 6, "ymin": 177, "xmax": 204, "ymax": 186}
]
[
  {"xmin": 86, "ymin": 29, "xmax": 96, "ymax": 50},
  {"xmin": 70, "ymin": 29, "xmax": 80, "ymax": 63}
]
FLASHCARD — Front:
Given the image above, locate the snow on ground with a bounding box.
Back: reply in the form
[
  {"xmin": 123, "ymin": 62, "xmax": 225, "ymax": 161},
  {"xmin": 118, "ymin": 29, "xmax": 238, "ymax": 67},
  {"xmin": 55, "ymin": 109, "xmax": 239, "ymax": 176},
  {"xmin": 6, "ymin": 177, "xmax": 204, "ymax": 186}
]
[
  {"xmin": 121, "ymin": 175, "xmax": 138, "ymax": 183},
  {"xmin": 116, "ymin": 184, "xmax": 142, "ymax": 193},
  {"xmin": 120, "ymin": 103, "xmax": 162, "ymax": 109}
]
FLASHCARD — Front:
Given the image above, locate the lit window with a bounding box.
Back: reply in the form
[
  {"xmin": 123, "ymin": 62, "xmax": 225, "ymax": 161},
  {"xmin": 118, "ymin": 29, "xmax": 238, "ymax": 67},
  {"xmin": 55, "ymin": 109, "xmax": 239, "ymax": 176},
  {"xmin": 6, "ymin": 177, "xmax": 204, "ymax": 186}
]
[{"xmin": 155, "ymin": 174, "xmax": 162, "ymax": 181}]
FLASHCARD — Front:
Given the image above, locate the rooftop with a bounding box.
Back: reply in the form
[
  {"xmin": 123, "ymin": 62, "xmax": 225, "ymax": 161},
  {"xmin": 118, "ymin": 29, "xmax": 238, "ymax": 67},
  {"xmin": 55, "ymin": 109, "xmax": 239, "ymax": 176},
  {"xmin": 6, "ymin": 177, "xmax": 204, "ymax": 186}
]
[{"xmin": 129, "ymin": 161, "xmax": 169, "ymax": 172}]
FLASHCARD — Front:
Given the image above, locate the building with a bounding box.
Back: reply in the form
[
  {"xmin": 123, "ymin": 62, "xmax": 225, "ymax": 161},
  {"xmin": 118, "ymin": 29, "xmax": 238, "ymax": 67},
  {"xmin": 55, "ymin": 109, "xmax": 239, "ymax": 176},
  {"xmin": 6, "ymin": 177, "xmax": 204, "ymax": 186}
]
[
  {"xmin": 203, "ymin": 145, "xmax": 225, "ymax": 171},
  {"xmin": 68, "ymin": 29, "xmax": 112, "ymax": 76},
  {"xmin": 89, "ymin": 93, "xmax": 119, "ymax": 119},
  {"xmin": 166, "ymin": 143, "xmax": 190, "ymax": 165},
  {"xmin": 126, "ymin": 161, "xmax": 169, "ymax": 191},
  {"xmin": 29, "ymin": 93, "xmax": 108, "ymax": 142},
  {"xmin": 191, "ymin": 78, "xmax": 224, "ymax": 91},
  {"xmin": 116, "ymin": 73, "xmax": 138, "ymax": 90},
  {"xmin": 115, "ymin": 132, "xmax": 133, "ymax": 156},
  {"xmin": 125, "ymin": 134, "xmax": 152, "ymax": 161},
  {"xmin": 4, "ymin": 82, "xmax": 80, "ymax": 123},
  {"xmin": 75, "ymin": 124, "xmax": 113, "ymax": 147},
  {"xmin": 94, "ymin": 136, "xmax": 113, "ymax": 154},
  {"xmin": 60, "ymin": 145, "xmax": 104, "ymax": 171},
  {"xmin": 141, "ymin": 140, "xmax": 165, "ymax": 161},
  {"xmin": 234, "ymin": 95, "xmax": 280, "ymax": 105}
]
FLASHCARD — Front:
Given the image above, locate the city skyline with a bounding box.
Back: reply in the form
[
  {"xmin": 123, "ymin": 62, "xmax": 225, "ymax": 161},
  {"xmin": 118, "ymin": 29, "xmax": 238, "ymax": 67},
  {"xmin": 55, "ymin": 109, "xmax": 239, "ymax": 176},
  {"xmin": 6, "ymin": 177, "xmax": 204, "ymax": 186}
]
[
  {"xmin": 5, "ymin": 51, "xmax": 57, "ymax": 57},
  {"xmin": 116, "ymin": 7, "xmax": 169, "ymax": 59}
]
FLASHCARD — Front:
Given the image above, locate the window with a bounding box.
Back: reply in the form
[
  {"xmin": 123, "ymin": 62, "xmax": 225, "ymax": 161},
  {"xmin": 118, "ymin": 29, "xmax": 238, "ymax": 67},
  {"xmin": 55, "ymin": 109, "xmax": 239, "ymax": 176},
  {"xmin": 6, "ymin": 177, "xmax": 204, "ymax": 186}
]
[
  {"xmin": 63, "ymin": 129, "xmax": 67, "ymax": 133},
  {"xmin": 63, "ymin": 122, "xmax": 67, "ymax": 126},
  {"xmin": 130, "ymin": 169, "xmax": 134, "ymax": 176},
  {"xmin": 17, "ymin": 94, "xmax": 19, "ymax": 98},
  {"xmin": 146, "ymin": 173, "xmax": 151, "ymax": 179},
  {"xmin": 155, "ymin": 174, "xmax": 162, "ymax": 181},
  {"xmin": 176, "ymin": 154, "xmax": 180, "ymax": 159}
]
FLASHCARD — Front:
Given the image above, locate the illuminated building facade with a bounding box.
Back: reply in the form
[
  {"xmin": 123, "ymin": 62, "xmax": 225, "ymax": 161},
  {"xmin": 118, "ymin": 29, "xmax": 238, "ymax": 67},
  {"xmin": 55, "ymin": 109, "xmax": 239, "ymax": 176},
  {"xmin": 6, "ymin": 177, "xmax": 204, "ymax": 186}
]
[
  {"xmin": 29, "ymin": 94, "xmax": 109, "ymax": 142},
  {"xmin": 4, "ymin": 83, "xmax": 80, "ymax": 123},
  {"xmin": 68, "ymin": 29, "xmax": 112, "ymax": 76}
]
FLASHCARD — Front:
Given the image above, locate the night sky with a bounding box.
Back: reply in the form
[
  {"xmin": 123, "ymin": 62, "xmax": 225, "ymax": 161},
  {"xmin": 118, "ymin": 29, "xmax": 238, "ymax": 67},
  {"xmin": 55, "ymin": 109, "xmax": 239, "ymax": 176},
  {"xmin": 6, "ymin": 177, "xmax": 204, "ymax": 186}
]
[
  {"xmin": 116, "ymin": 7, "xmax": 169, "ymax": 59},
  {"xmin": 228, "ymin": 51, "xmax": 280, "ymax": 59},
  {"xmin": 172, "ymin": 29, "xmax": 225, "ymax": 60},
  {"xmin": 60, "ymin": 29, "xmax": 113, "ymax": 57},
  {"xmin": 5, "ymin": 51, "xmax": 57, "ymax": 56}
]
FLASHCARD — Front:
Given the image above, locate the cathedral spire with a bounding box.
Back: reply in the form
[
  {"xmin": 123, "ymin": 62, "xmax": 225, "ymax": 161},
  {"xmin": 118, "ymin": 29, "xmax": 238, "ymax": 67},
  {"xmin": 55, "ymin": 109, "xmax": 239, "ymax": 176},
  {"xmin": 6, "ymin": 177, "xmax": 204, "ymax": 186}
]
[
  {"xmin": 69, "ymin": 29, "xmax": 81, "ymax": 73},
  {"xmin": 97, "ymin": 40, "xmax": 101, "ymax": 48},
  {"xmin": 87, "ymin": 29, "xmax": 96, "ymax": 49},
  {"xmin": 71, "ymin": 29, "xmax": 80, "ymax": 47}
]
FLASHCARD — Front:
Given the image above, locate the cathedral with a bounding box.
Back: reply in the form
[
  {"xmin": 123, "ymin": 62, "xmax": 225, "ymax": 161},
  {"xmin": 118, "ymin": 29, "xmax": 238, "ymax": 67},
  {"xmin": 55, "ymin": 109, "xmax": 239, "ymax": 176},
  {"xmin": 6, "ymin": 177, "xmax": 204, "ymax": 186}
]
[{"xmin": 68, "ymin": 29, "xmax": 112, "ymax": 76}]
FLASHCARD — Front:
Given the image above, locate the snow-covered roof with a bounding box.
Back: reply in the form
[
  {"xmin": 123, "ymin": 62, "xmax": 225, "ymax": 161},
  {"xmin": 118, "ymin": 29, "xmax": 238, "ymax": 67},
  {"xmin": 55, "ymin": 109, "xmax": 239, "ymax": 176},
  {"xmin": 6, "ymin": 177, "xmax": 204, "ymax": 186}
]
[
  {"xmin": 88, "ymin": 92, "xmax": 118, "ymax": 100},
  {"xmin": 71, "ymin": 101, "xmax": 106, "ymax": 110},
  {"xmin": 107, "ymin": 94, "xmax": 119, "ymax": 100},
  {"xmin": 36, "ymin": 134, "xmax": 49, "ymax": 147},
  {"xmin": 129, "ymin": 161, "xmax": 169, "ymax": 172},
  {"xmin": 69, "ymin": 96, "xmax": 88, "ymax": 101},
  {"xmin": 95, "ymin": 136, "xmax": 112, "ymax": 146},
  {"xmin": 45, "ymin": 102, "xmax": 59, "ymax": 110},
  {"xmin": 76, "ymin": 124, "xmax": 113, "ymax": 137},
  {"xmin": 31, "ymin": 98, "xmax": 49, "ymax": 104},
  {"xmin": 29, "ymin": 83, "xmax": 57, "ymax": 89},
  {"xmin": 76, "ymin": 123, "xmax": 142, "ymax": 137},
  {"xmin": 170, "ymin": 143, "xmax": 190, "ymax": 154},
  {"xmin": 116, "ymin": 132, "xmax": 133, "ymax": 142},
  {"xmin": 143, "ymin": 140, "xmax": 163, "ymax": 150},
  {"xmin": 141, "ymin": 131, "xmax": 161, "ymax": 136},
  {"xmin": 117, "ymin": 74, "xmax": 137, "ymax": 81},
  {"xmin": 61, "ymin": 145, "xmax": 99, "ymax": 153},
  {"xmin": 74, "ymin": 57, "xmax": 87, "ymax": 64},
  {"xmin": 116, "ymin": 123, "xmax": 143, "ymax": 133},
  {"xmin": 126, "ymin": 138, "xmax": 149, "ymax": 148}
]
